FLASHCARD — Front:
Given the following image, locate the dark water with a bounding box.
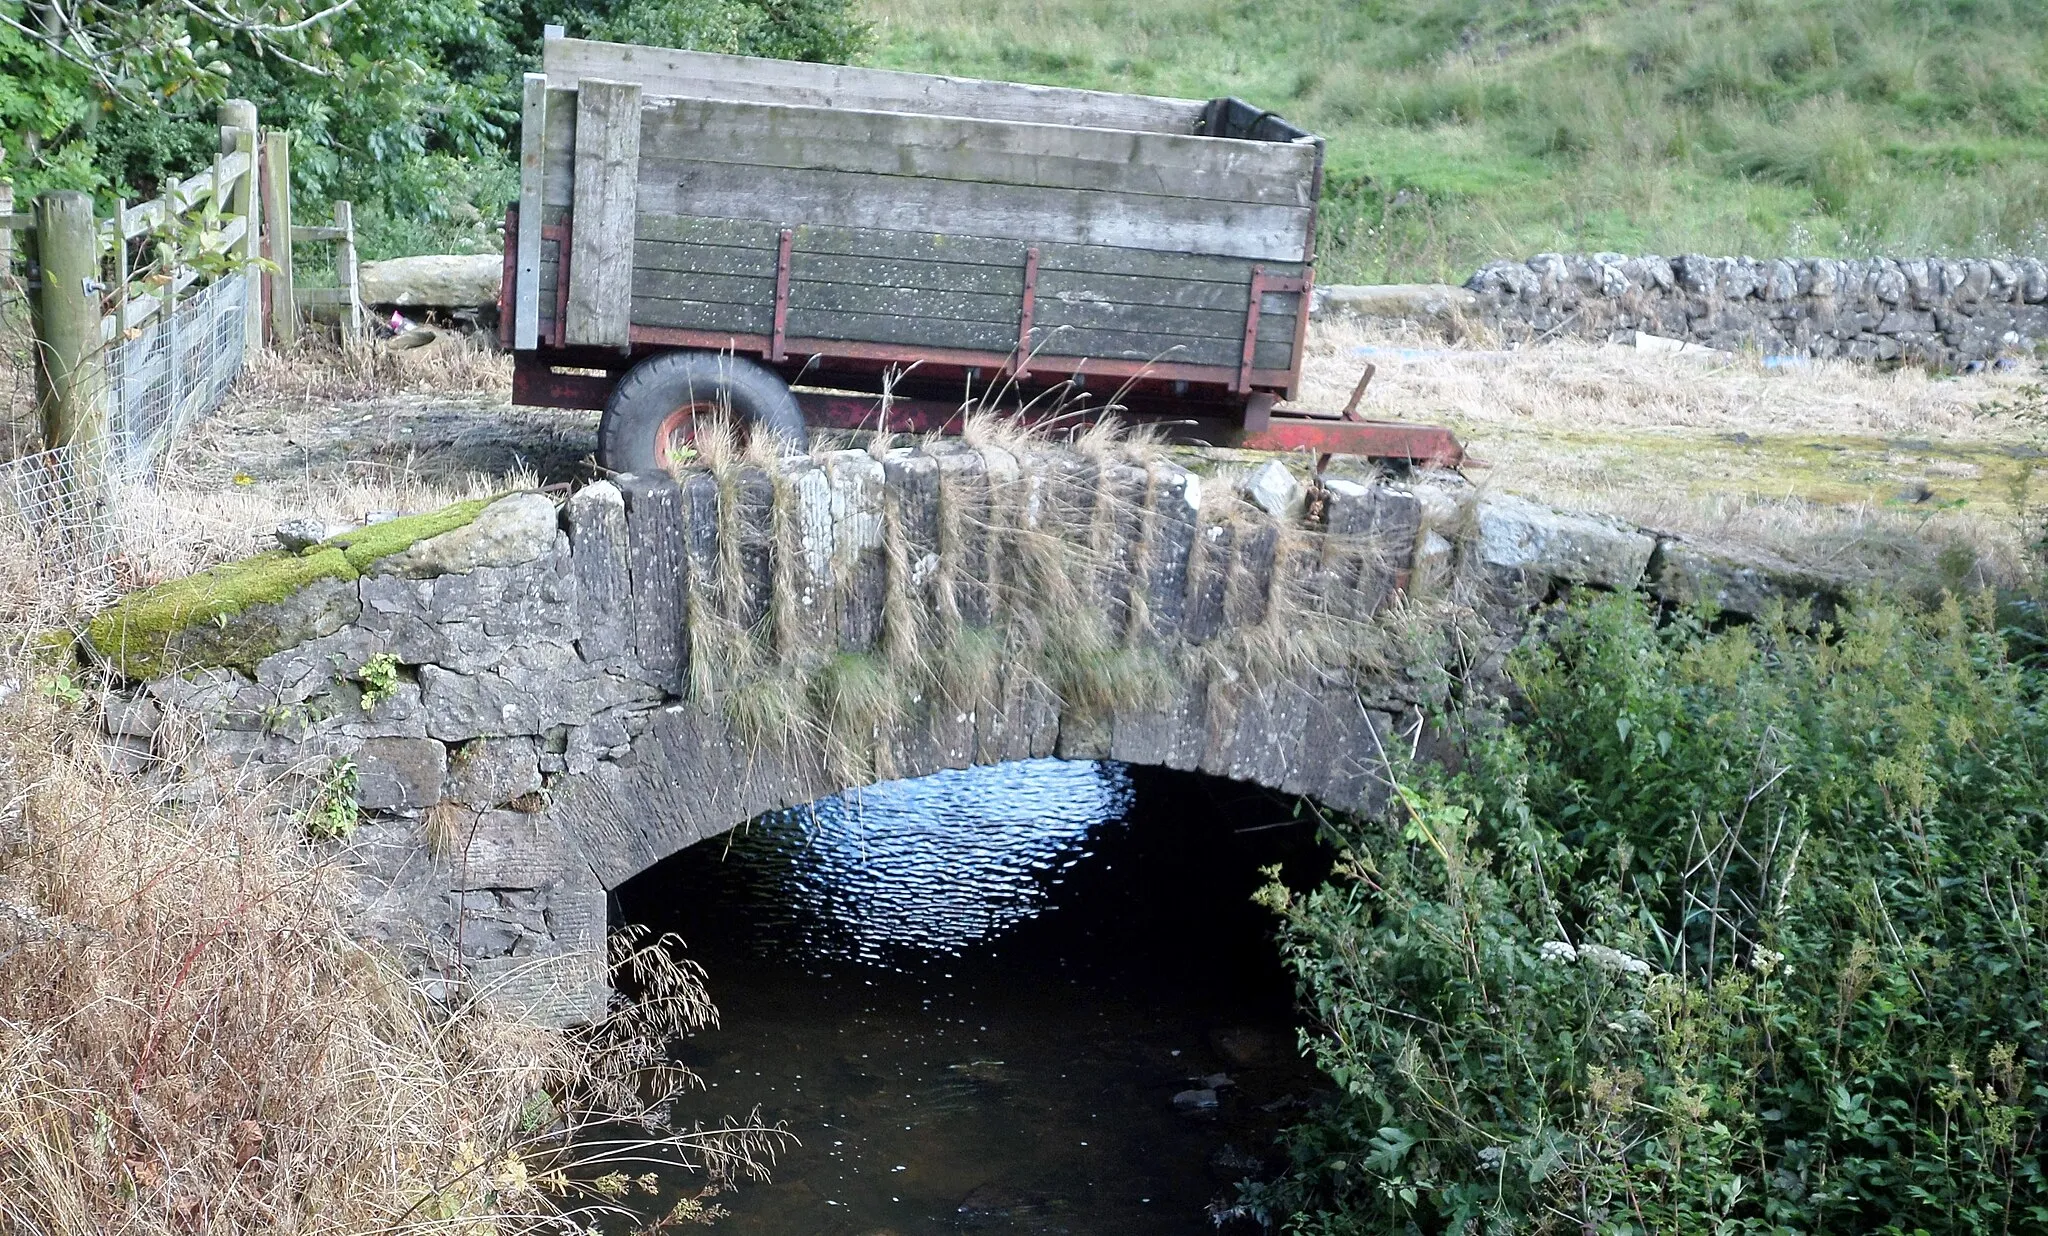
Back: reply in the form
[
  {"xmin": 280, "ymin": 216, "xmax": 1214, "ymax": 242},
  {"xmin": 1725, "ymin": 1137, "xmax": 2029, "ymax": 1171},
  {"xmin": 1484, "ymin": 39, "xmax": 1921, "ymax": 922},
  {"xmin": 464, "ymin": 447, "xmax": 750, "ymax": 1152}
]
[{"xmin": 610, "ymin": 759, "xmax": 1330, "ymax": 1235}]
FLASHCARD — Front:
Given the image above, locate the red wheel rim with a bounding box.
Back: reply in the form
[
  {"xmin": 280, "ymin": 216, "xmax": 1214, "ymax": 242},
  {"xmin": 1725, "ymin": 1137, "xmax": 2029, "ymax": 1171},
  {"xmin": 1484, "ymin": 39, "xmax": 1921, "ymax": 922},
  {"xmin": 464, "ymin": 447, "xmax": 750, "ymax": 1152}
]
[{"xmin": 653, "ymin": 401, "xmax": 727, "ymax": 470}]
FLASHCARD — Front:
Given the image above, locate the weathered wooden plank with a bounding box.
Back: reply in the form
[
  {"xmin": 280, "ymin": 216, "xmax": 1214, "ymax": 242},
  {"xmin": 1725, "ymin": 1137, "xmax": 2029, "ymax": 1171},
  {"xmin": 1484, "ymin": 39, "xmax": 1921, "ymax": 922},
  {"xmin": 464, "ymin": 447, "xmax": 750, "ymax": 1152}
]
[
  {"xmin": 619, "ymin": 94, "xmax": 1314, "ymax": 207},
  {"xmin": 543, "ymin": 35, "xmax": 1207, "ymax": 134},
  {"xmin": 786, "ymin": 251, "xmax": 1023, "ymax": 295},
  {"xmin": 515, "ymin": 73, "xmax": 548, "ymax": 351},
  {"xmin": 549, "ymin": 160, "xmax": 1312, "ymax": 263},
  {"xmin": 1035, "ymin": 268, "xmax": 1289, "ymax": 313},
  {"xmin": 630, "ymin": 296, "xmax": 773, "ymax": 334},
  {"xmin": 793, "ymin": 280, "xmax": 1020, "ymax": 323},
  {"xmin": 1038, "ymin": 297, "xmax": 1299, "ymax": 343},
  {"xmin": 635, "ymin": 213, "xmax": 1308, "ymax": 286},
  {"xmin": 630, "ymin": 268, "xmax": 775, "ymax": 306},
  {"xmin": 635, "ymin": 240, "xmax": 778, "ymax": 279},
  {"xmin": 565, "ymin": 78, "xmax": 642, "ymax": 348},
  {"xmin": 1037, "ymin": 240, "xmax": 1299, "ymax": 284},
  {"xmin": 787, "ymin": 308, "xmax": 1015, "ymax": 352},
  {"xmin": 633, "ymin": 269, "xmax": 1021, "ymax": 326},
  {"xmin": 1032, "ymin": 326, "xmax": 1295, "ymax": 370}
]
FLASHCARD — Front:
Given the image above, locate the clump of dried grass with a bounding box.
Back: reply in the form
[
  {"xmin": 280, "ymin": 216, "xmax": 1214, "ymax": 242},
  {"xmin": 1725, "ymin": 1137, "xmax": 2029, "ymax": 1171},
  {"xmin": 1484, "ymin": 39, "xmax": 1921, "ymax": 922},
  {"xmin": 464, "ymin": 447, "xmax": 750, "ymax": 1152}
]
[
  {"xmin": 0, "ymin": 652, "xmax": 564, "ymax": 1232},
  {"xmin": 237, "ymin": 330, "xmax": 511, "ymax": 408}
]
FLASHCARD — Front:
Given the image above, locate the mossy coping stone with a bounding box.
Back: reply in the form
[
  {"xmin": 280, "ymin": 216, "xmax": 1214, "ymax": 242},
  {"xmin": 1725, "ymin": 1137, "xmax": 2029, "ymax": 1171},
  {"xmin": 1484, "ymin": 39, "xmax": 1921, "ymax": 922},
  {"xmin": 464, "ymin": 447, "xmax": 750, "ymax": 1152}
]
[{"xmin": 85, "ymin": 496, "xmax": 504, "ymax": 680}]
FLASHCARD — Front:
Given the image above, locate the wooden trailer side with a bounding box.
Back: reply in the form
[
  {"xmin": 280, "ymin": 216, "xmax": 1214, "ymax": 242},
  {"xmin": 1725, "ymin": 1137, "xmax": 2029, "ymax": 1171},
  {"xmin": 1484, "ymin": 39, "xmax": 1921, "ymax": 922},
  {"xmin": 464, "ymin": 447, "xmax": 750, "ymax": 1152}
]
[{"xmin": 522, "ymin": 51, "xmax": 1320, "ymax": 390}]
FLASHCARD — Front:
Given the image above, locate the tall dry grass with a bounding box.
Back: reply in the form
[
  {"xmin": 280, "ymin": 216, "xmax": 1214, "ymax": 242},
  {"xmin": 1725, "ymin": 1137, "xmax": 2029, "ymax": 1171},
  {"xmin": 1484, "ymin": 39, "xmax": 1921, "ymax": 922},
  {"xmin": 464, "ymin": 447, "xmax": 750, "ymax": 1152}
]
[{"xmin": 0, "ymin": 644, "xmax": 564, "ymax": 1232}]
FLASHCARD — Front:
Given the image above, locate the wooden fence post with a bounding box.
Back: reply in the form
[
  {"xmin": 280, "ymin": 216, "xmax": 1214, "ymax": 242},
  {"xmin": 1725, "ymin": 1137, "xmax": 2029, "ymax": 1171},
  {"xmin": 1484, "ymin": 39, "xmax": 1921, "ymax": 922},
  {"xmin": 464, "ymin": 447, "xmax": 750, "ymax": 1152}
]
[
  {"xmin": 333, "ymin": 199, "xmax": 364, "ymax": 335},
  {"xmin": 30, "ymin": 190, "xmax": 108, "ymax": 463},
  {"xmin": 219, "ymin": 99, "xmax": 261, "ymax": 361},
  {"xmin": 0, "ymin": 180, "xmax": 14, "ymax": 305},
  {"xmin": 260, "ymin": 128, "xmax": 296, "ymax": 347}
]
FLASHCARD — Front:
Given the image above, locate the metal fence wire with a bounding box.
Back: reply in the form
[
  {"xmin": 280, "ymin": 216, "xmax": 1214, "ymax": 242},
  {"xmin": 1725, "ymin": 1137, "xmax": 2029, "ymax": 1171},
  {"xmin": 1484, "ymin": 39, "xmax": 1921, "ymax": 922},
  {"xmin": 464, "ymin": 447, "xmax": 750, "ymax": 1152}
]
[{"xmin": 0, "ymin": 272, "xmax": 250, "ymax": 583}]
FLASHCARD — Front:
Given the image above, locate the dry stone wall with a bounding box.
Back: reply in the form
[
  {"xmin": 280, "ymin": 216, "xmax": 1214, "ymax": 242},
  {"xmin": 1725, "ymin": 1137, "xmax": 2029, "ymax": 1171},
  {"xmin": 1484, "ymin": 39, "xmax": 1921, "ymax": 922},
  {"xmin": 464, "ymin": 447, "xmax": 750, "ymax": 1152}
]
[
  {"xmin": 1463, "ymin": 253, "xmax": 2048, "ymax": 367},
  {"xmin": 95, "ymin": 442, "xmax": 1829, "ymax": 1027}
]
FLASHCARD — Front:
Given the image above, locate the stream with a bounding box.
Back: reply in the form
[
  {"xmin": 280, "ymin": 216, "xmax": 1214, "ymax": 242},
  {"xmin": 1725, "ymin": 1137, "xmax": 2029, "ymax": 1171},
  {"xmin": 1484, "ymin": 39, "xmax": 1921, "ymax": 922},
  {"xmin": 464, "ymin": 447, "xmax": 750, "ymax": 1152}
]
[{"xmin": 607, "ymin": 758, "xmax": 1331, "ymax": 1234}]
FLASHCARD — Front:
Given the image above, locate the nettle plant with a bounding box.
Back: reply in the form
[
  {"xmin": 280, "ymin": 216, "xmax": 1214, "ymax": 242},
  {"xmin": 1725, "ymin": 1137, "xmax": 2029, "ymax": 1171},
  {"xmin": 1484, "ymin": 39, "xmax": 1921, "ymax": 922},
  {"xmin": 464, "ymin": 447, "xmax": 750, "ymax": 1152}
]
[{"xmin": 1253, "ymin": 591, "xmax": 2048, "ymax": 1235}]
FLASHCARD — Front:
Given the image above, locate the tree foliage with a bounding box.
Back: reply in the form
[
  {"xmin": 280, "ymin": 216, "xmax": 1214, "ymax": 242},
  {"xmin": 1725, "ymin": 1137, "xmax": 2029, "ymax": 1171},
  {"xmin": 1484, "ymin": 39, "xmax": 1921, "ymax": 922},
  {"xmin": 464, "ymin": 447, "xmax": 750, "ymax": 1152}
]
[
  {"xmin": 0, "ymin": 0, "xmax": 866, "ymax": 254},
  {"xmin": 1253, "ymin": 591, "xmax": 2048, "ymax": 1234}
]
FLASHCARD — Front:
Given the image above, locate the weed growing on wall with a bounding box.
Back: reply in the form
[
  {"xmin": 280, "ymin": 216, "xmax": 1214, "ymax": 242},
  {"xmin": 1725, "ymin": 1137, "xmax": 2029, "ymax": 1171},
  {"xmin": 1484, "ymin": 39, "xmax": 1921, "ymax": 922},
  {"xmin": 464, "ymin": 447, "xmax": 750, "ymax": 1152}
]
[{"xmin": 1251, "ymin": 589, "xmax": 2048, "ymax": 1234}]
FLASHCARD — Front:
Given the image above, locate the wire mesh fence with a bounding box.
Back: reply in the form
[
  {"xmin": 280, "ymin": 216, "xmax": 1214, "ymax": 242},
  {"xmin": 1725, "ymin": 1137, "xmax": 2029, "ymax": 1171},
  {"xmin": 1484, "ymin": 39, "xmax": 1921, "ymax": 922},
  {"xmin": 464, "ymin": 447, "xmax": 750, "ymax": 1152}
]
[{"xmin": 0, "ymin": 271, "xmax": 251, "ymax": 601}]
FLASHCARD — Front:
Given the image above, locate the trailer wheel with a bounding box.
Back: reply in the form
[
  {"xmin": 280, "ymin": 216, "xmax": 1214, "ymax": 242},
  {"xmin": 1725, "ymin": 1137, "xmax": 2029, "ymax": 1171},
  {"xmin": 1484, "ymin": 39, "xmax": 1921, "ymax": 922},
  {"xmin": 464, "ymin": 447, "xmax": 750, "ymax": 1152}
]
[{"xmin": 598, "ymin": 350, "xmax": 807, "ymax": 473}]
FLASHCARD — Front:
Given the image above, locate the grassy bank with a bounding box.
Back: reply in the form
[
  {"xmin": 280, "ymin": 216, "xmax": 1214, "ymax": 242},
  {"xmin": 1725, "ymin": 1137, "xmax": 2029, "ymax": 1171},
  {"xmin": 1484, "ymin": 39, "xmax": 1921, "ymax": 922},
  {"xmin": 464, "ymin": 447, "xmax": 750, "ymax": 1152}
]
[{"xmin": 868, "ymin": 0, "xmax": 2048, "ymax": 282}]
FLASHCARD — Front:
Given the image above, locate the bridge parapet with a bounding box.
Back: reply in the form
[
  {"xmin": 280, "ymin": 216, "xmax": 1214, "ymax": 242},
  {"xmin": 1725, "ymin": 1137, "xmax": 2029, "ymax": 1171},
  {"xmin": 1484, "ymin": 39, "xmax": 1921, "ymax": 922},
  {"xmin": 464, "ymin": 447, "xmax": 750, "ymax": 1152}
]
[{"xmin": 87, "ymin": 437, "xmax": 1776, "ymax": 1025}]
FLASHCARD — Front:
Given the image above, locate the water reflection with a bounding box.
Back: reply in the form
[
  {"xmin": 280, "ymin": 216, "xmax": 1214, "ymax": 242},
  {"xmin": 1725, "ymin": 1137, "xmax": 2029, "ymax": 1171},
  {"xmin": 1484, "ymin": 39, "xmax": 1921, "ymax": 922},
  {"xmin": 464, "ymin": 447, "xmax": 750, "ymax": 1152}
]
[
  {"xmin": 616, "ymin": 760, "xmax": 1328, "ymax": 1235},
  {"xmin": 714, "ymin": 759, "xmax": 1133, "ymax": 968}
]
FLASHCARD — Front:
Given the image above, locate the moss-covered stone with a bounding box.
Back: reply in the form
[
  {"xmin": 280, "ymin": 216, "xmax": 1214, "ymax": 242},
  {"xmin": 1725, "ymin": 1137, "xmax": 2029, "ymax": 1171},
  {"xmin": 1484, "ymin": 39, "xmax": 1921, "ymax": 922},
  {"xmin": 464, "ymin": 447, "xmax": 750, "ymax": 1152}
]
[{"xmin": 85, "ymin": 498, "xmax": 499, "ymax": 680}]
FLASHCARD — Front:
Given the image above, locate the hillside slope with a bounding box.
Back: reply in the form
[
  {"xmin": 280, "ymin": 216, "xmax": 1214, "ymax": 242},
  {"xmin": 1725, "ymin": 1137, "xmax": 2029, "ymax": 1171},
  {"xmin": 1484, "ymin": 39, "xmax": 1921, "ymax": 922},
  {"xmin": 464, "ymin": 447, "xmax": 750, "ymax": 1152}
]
[{"xmin": 867, "ymin": 0, "xmax": 2048, "ymax": 282}]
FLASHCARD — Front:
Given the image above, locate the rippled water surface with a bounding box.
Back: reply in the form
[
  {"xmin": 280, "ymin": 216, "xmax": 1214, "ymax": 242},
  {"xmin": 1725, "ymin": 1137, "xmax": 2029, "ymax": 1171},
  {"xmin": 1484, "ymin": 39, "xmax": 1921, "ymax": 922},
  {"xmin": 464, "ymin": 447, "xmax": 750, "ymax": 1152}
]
[{"xmin": 613, "ymin": 759, "xmax": 1329, "ymax": 1235}]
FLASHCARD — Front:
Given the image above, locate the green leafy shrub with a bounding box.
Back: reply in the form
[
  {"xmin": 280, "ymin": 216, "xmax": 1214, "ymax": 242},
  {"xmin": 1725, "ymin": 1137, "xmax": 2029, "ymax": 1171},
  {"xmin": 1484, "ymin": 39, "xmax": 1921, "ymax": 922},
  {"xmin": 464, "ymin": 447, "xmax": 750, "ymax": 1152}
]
[{"xmin": 1252, "ymin": 591, "xmax": 2048, "ymax": 1234}]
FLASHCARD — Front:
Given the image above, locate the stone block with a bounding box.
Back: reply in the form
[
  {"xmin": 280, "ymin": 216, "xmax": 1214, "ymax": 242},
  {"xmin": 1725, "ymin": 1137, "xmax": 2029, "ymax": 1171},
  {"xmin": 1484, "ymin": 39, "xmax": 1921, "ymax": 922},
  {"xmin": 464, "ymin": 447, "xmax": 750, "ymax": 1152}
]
[
  {"xmin": 1137, "ymin": 462, "xmax": 1200, "ymax": 642},
  {"xmin": 825, "ymin": 449, "xmax": 888, "ymax": 652},
  {"xmin": 1095, "ymin": 462, "xmax": 1148, "ymax": 634},
  {"xmin": 102, "ymin": 692, "xmax": 161, "ymax": 739},
  {"xmin": 1472, "ymin": 493, "xmax": 1655, "ymax": 592},
  {"xmin": 615, "ymin": 472, "xmax": 688, "ymax": 687},
  {"xmin": 375, "ymin": 492, "xmax": 557, "ymax": 578},
  {"xmin": 567, "ymin": 480, "xmax": 632, "ymax": 662},
  {"xmin": 447, "ymin": 736, "xmax": 543, "ymax": 808},
  {"xmin": 883, "ymin": 450, "xmax": 943, "ymax": 631},
  {"xmin": 1238, "ymin": 459, "xmax": 1305, "ymax": 520},
  {"xmin": 1651, "ymin": 539, "xmax": 1844, "ymax": 621},
  {"xmin": 935, "ymin": 448, "xmax": 994, "ymax": 625},
  {"xmin": 354, "ymin": 736, "xmax": 448, "ymax": 811},
  {"xmin": 782, "ymin": 459, "xmax": 836, "ymax": 645},
  {"xmin": 729, "ymin": 467, "xmax": 778, "ymax": 631},
  {"xmin": 1181, "ymin": 520, "xmax": 1233, "ymax": 645},
  {"xmin": 1222, "ymin": 517, "xmax": 1280, "ymax": 628}
]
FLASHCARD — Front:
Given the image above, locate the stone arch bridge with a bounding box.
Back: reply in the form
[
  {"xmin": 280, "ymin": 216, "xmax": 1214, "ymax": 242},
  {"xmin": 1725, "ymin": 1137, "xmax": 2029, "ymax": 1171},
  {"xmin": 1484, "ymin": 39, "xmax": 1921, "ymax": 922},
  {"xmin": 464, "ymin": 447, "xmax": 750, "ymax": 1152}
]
[{"xmin": 91, "ymin": 438, "xmax": 1761, "ymax": 1025}]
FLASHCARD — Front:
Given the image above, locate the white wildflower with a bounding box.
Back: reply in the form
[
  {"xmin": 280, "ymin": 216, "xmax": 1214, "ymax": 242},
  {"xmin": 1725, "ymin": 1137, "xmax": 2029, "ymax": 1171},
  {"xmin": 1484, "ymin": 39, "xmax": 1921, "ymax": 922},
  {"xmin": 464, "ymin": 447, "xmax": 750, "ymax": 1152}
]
[
  {"xmin": 1578, "ymin": 943, "xmax": 1653, "ymax": 977},
  {"xmin": 1539, "ymin": 940, "xmax": 1578, "ymax": 965}
]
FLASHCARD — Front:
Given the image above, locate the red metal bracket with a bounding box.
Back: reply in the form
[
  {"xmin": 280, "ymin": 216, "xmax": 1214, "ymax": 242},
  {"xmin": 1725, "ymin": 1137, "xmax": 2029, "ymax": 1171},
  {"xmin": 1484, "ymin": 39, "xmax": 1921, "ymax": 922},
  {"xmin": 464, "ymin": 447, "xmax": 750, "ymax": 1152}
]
[
  {"xmin": 1238, "ymin": 265, "xmax": 1267, "ymax": 394},
  {"xmin": 541, "ymin": 222, "xmax": 570, "ymax": 349},
  {"xmin": 770, "ymin": 228, "xmax": 794, "ymax": 362},
  {"xmin": 1014, "ymin": 245, "xmax": 1040, "ymax": 379}
]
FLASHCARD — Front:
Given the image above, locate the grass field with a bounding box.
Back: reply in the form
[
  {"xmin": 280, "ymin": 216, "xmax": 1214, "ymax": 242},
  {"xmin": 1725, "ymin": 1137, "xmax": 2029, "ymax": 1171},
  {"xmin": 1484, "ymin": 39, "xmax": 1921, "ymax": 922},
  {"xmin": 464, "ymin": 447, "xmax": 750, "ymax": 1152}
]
[{"xmin": 867, "ymin": 0, "xmax": 2048, "ymax": 283}]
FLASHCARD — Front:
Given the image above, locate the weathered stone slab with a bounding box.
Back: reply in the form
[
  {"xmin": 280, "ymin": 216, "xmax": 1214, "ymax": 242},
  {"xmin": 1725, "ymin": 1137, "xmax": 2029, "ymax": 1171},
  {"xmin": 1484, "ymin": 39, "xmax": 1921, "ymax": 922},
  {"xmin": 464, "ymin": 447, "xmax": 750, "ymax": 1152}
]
[
  {"xmin": 883, "ymin": 450, "xmax": 943, "ymax": 638},
  {"xmin": 615, "ymin": 472, "xmax": 688, "ymax": 686},
  {"xmin": 1137, "ymin": 462, "xmax": 1200, "ymax": 643},
  {"xmin": 1094, "ymin": 462, "xmax": 1148, "ymax": 635},
  {"xmin": 1473, "ymin": 492, "xmax": 1655, "ymax": 594},
  {"xmin": 566, "ymin": 480, "xmax": 631, "ymax": 662},
  {"xmin": 1222, "ymin": 516, "xmax": 1280, "ymax": 628},
  {"xmin": 729, "ymin": 467, "xmax": 777, "ymax": 631},
  {"xmin": 376, "ymin": 492, "xmax": 557, "ymax": 579},
  {"xmin": 447, "ymin": 736, "xmax": 543, "ymax": 808},
  {"xmin": 1182, "ymin": 520, "xmax": 1233, "ymax": 645},
  {"xmin": 354, "ymin": 736, "xmax": 447, "ymax": 811},
  {"xmin": 935, "ymin": 447, "xmax": 993, "ymax": 625},
  {"xmin": 825, "ymin": 450, "xmax": 888, "ymax": 652},
  {"xmin": 1651, "ymin": 538, "xmax": 1844, "ymax": 620}
]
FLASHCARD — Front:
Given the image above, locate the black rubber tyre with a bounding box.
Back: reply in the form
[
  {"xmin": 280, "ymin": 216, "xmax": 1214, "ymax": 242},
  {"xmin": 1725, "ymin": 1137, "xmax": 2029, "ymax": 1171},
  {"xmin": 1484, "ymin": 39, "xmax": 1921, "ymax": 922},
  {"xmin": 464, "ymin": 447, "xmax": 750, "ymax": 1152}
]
[{"xmin": 597, "ymin": 350, "xmax": 807, "ymax": 473}]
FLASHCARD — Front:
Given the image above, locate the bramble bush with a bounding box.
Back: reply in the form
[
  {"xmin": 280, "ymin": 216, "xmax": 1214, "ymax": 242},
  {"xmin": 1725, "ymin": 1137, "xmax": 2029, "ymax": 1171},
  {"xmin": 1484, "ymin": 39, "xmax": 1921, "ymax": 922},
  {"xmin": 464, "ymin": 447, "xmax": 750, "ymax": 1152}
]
[{"xmin": 1252, "ymin": 591, "xmax": 2048, "ymax": 1234}]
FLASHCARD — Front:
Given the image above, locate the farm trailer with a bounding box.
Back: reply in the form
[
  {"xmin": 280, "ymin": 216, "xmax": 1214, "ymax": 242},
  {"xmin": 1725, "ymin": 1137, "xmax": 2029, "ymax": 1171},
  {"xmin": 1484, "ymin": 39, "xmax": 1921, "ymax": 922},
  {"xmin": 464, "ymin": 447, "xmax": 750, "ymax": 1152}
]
[{"xmin": 500, "ymin": 31, "xmax": 1463, "ymax": 472}]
